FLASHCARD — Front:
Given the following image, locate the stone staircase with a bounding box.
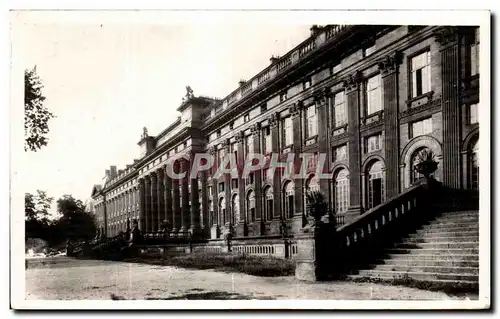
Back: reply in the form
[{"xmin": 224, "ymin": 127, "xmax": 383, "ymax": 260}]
[{"xmin": 349, "ymin": 210, "xmax": 479, "ymax": 287}]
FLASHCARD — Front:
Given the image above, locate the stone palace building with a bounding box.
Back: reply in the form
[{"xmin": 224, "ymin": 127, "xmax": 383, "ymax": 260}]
[{"xmin": 91, "ymin": 25, "xmax": 480, "ymax": 240}]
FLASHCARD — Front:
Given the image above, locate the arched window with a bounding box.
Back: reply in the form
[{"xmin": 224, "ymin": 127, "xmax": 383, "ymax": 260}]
[
  {"xmin": 283, "ymin": 181, "xmax": 295, "ymax": 219},
  {"xmin": 305, "ymin": 175, "xmax": 320, "ymax": 192},
  {"xmin": 334, "ymin": 169, "xmax": 349, "ymax": 213},
  {"xmin": 264, "ymin": 187, "xmax": 273, "ymax": 221},
  {"xmin": 470, "ymin": 139, "xmax": 479, "ymax": 190},
  {"xmin": 246, "ymin": 191, "xmax": 256, "ymax": 222},
  {"xmin": 367, "ymin": 161, "xmax": 385, "ymax": 210},
  {"xmin": 410, "ymin": 147, "xmax": 430, "ymax": 184},
  {"xmin": 232, "ymin": 194, "xmax": 240, "ymax": 224},
  {"xmin": 219, "ymin": 197, "xmax": 226, "ymax": 224}
]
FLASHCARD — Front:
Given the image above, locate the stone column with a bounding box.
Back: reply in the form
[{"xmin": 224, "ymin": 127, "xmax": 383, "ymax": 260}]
[
  {"xmin": 379, "ymin": 51, "xmax": 402, "ymax": 198},
  {"xmin": 190, "ymin": 153, "xmax": 201, "ymax": 235},
  {"xmin": 234, "ymin": 132, "xmax": 247, "ymax": 237},
  {"xmin": 251, "ymin": 123, "xmax": 264, "ymax": 235},
  {"xmin": 200, "ymin": 170, "xmax": 209, "ymax": 238},
  {"xmin": 315, "ymin": 90, "xmax": 332, "ymax": 210},
  {"xmin": 209, "ymin": 147, "xmax": 220, "ymax": 238},
  {"xmin": 436, "ymin": 27, "xmax": 462, "ymax": 188},
  {"xmin": 290, "ymin": 102, "xmax": 305, "ymax": 233},
  {"xmin": 269, "ymin": 112, "xmax": 282, "ymax": 235},
  {"xmin": 180, "ymin": 158, "xmax": 190, "ymax": 232},
  {"xmin": 344, "ymin": 71, "xmax": 363, "ymax": 217},
  {"xmin": 164, "ymin": 166, "xmax": 173, "ymax": 231},
  {"xmin": 143, "ymin": 176, "xmax": 151, "ymax": 232},
  {"xmin": 172, "ymin": 160, "xmax": 181, "ymax": 233},
  {"xmin": 222, "ymin": 141, "xmax": 232, "ymax": 231},
  {"xmin": 150, "ymin": 172, "xmax": 158, "ymax": 232},
  {"xmin": 157, "ymin": 168, "xmax": 165, "ymax": 231}
]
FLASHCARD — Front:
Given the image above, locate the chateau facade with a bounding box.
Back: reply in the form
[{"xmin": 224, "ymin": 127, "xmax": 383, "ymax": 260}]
[{"xmin": 91, "ymin": 25, "xmax": 480, "ymax": 239}]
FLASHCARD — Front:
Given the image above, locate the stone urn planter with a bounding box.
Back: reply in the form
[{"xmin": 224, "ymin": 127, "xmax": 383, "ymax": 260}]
[
  {"xmin": 414, "ymin": 149, "xmax": 439, "ymax": 181},
  {"xmin": 304, "ymin": 191, "xmax": 328, "ymax": 231}
]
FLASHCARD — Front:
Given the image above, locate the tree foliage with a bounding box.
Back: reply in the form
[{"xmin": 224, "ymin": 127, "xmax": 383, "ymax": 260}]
[
  {"xmin": 25, "ymin": 191, "xmax": 54, "ymax": 239},
  {"xmin": 25, "ymin": 66, "xmax": 55, "ymax": 152},
  {"xmin": 25, "ymin": 192, "xmax": 97, "ymax": 247},
  {"xmin": 56, "ymin": 195, "xmax": 97, "ymax": 242}
]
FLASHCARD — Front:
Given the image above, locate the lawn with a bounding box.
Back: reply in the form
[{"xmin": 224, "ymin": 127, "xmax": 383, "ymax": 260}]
[{"xmin": 126, "ymin": 251, "xmax": 296, "ymax": 277}]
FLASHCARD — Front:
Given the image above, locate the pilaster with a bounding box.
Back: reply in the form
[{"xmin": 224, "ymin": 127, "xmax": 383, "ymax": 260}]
[
  {"xmin": 436, "ymin": 26, "xmax": 462, "ymax": 188},
  {"xmin": 379, "ymin": 51, "xmax": 402, "ymax": 198},
  {"xmin": 344, "ymin": 71, "xmax": 363, "ymax": 216}
]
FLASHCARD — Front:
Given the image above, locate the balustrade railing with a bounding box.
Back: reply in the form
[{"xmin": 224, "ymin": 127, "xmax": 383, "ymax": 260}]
[
  {"xmin": 298, "ymin": 40, "xmax": 315, "ymax": 58},
  {"xmin": 331, "ymin": 184, "xmax": 428, "ymax": 272},
  {"xmin": 207, "ymin": 25, "xmax": 352, "ymax": 118},
  {"xmin": 277, "ymin": 56, "xmax": 292, "ymax": 72},
  {"xmin": 325, "ymin": 24, "xmax": 347, "ymax": 39}
]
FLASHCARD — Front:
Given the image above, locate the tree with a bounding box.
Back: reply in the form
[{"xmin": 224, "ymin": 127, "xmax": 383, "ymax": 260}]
[
  {"xmin": 25, "ymin": 190, "xmax": 54, "ymax": 239},
  {"xmin": 25, "ymin": 190, "xmax": 53, "ymax": 222},
  {"xmin": 25, "ymin": 66, "xmax": 55, "ymax": 152},
  {"xmin": 56, "ymin": 195, "xmax": 97, "ymax": 242}
]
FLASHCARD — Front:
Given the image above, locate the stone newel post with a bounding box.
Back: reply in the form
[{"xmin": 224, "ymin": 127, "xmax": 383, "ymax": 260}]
[{"xmin": 295, "ymin": 221, "xmax": 336, "ymax": 281}]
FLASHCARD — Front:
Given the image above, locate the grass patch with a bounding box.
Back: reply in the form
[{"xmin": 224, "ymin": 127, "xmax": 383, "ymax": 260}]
[{"xmin": 126, "ymin": 252, "xmax": 296, "ymax": 277}]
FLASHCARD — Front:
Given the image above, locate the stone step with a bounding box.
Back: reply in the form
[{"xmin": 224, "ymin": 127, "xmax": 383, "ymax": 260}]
[
  {"xmin": 402, "ymin": 236, "xmax": 478, "ymax": 243},
  {"xmin": 368, "ymin": 264, "xmax": 479, "ymax": 274},
  {"xmin": 439, "ymin": 210, "xmax": 479, "ymax": 217},
  {"xmin": 417, "ymin": 225, "xmax": 479, "ymax": 234},
  {"xmin": 348, "ymin": 274, "xmax": 479, "ymax": 286},
  {"xmin": 393, "ymin": 242, "xmax": 478, "ymax": 249},
  {"xmin": 408, "ymin": 230, "xmax": 479, "ymax": 238},
  {"xmin": 385, "ymin": 253, "xmax": 479, "ymax": 262},
  {"xmin": 430, "ymin": 216, "xmax": 479, "ymax": 224},
  {"xmin": 374, "ymin": 258, "xmax": 479, "ymax": 268},
  {"xmin": 357, "ymin": 269, "xmax": 478, "ymax": 282},
  {"xmin": 421, "ymin": 222, "xmax": 479, "ymax": 230},
  {"xmin": 385, "ymin": 248, "xmax": 478, "ymax": 256}
]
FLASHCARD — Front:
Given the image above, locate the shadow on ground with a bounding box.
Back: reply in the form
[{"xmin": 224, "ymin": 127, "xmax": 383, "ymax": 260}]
[{"xmin": 111, "ymin": 290, "xmax": 275, "ymax": 300}]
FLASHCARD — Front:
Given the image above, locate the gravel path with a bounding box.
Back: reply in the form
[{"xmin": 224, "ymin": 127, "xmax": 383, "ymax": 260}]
[{"xmin": 26, "ymin": 258, "xmax": 459, "ymax": 300}]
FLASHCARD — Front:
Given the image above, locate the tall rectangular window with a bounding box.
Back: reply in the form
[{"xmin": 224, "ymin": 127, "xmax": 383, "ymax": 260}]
[
  {"xmin": 365, "ymin": 133, "xmax": 382, "ymax": 153},
  {"xmin": 245, "ymin": 135, "xmax": 253, "ymax": 155},
  {"xmin": 333, "ymin": 91, "xmax": 347, "ymax": 127},
  {"xmin": 306, "ymin": 105, "xmax": 318, "ymax": 137},
  {"xmin": 411, "ymin": 117, "xmax": 433, "ymax": 138},
  {"xmin": 469, "ymin": 104, "xmax": 478, "ymax": 124},
  {"xmin": 283, "ymin": 117, "xmax": 293, "ymax": 146},
  {"xmin": 366, "ymin": 74, "xmax": 382, "ymax": 115},
  {"xmin": 410, "ymin": 51, "xmax": 432, "ymax": 98},
  {"xmin": 471, "ymin": 28, "xmax": 480, "ymax": 76},
  {"xmin": 263, "ymin": 126, "xmax": 272, "ymax": 153}
]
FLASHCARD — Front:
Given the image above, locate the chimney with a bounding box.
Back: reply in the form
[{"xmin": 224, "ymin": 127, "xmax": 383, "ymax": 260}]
[
  {"xmin": 270, "ymin": 55, "xmax": 280, "ymax": 64},
  {"xmin": 238, "ymin": 79, "xmax": 246, "ymax": 87},
  {"xmin": 109, "ymin": 166, "xmax": 117, "ymax": 178},
  {"xmin": 105, "ymin": 169, "xmax": 110, "ymax": 177},
  {"xmin": 118, "ymin": 169, "xmax": 124, "ymax": 175}
]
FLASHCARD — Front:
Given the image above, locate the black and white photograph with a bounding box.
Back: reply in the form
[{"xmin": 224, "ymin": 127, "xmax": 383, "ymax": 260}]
[{"xmin": 9, "ymin": 9, "xmax": 490, "ymax": 310}]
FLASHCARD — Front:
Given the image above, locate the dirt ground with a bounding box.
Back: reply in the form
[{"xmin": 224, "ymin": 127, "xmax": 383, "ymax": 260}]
[{"xmin": 25, "ymin": 258, "xmax": 466, "ymax": 301}]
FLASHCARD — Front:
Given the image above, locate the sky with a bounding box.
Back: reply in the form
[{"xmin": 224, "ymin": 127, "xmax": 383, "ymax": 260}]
[{"xmin": 12, "ymin": 11, "xmax": 311, "ymax": 212}]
